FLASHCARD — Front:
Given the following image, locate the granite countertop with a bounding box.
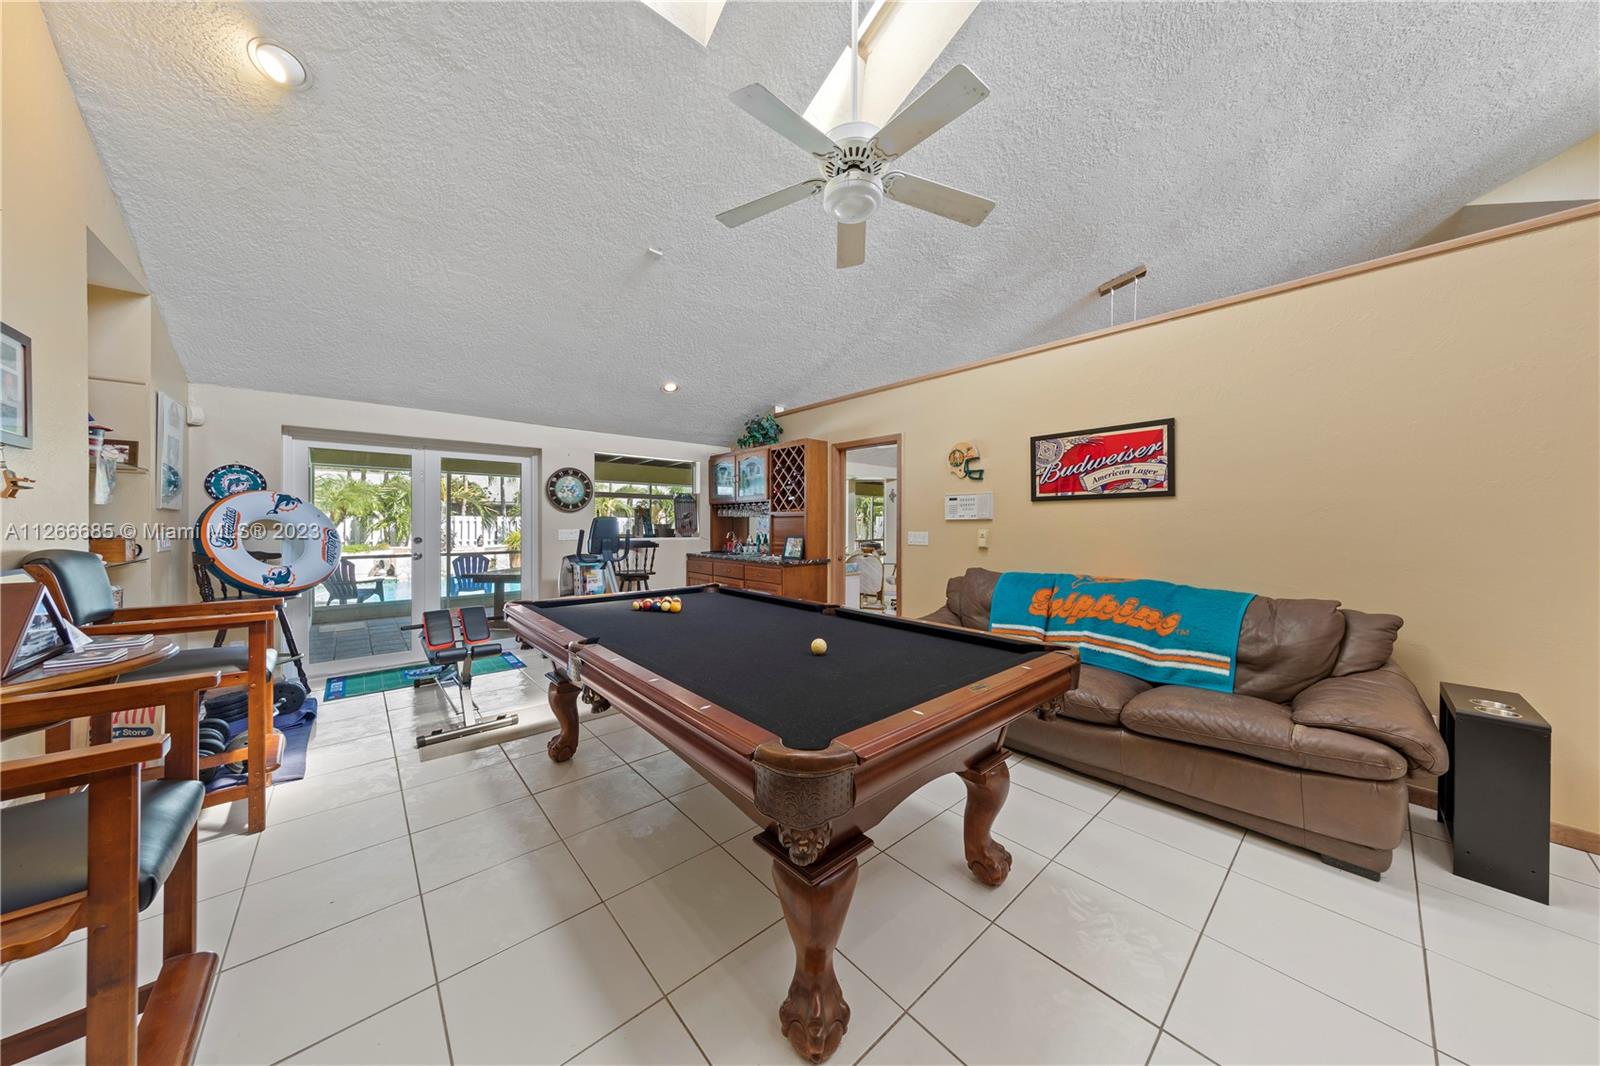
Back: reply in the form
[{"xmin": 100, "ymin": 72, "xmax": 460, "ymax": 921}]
[{"xmin": 689, "ymin": 551, "xmax": 831, "ymax": 567}]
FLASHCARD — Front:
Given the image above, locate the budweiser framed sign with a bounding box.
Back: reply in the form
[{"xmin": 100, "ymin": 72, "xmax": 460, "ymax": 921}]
[{"xmin": 1031, "ymin": 418, "xmax": 1175, "ymax": 501}]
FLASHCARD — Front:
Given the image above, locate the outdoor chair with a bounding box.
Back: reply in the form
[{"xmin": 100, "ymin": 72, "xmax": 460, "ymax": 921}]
[
  {"xmin": 449, "ymin": 553, "xmax": 492, "ymax": 597},
  {"xmin": 323, "ymin": 558, "xmax": 385, "ymax": 605}
]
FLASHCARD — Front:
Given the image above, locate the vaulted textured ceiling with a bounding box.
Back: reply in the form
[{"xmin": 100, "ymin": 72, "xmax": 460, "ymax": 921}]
[{"xmin": 43, "ymin": 2, "xmax": 1599, "ymax": 443}]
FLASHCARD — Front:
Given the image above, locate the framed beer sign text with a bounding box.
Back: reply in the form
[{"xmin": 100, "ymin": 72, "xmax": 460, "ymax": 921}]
[{"xmin": 1031, "ymin": 418, "xmax": 1175, "ymax": 501}]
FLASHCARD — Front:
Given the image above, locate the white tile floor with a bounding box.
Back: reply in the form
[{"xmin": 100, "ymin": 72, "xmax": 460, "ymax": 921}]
[{"xmin": 4, "ymin": 662, "xmax": 1598, "ymax": 1065}]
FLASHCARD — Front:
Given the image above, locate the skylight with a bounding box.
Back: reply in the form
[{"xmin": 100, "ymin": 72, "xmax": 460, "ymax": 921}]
[
  {"xmin": 640, "ymin": 0, "xmax": 727, "ymax": 47},
  {"xmin": 803, "ymin": 0, "xmax": 980, "ymax": 134}
]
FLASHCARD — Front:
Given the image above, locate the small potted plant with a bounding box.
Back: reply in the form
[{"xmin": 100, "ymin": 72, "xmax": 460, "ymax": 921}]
[
  {"xmin": 736, "ymin": 413, "xmax": 782, "ymax": 449},
  {"xmin": 506, "ymin": 528, "xmax": 522, "ymax": 569}
]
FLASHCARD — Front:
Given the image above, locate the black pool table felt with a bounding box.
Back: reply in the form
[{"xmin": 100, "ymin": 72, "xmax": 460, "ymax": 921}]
[{"xmin": 528, "ymin": 589, "xmax": 1050, "ymax": 751}]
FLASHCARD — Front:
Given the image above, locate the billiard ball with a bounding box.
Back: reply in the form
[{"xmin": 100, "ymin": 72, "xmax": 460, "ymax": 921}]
[
  {"xmin": 669, "ymin": 600, "xmax": 682, "ymax": 613},
  {"xmin": 810, "ymin": 638, "xmax": 827, "ymax": 656}
]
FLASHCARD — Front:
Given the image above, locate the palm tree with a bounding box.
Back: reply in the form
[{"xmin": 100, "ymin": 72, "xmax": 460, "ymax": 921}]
[
  {"xmin": 444, "ymin": 477, "xmax": 499, "ymax": 522},
  {"xmin": 315, "ymin": 474, "xmax": 379, "ymax": 528},
  {"xmin": 372, "ymin": 475, "xmax": 412, "ymax": 545}
]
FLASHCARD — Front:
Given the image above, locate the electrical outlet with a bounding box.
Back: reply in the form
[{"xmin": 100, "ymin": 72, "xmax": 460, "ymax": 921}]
[
  {"xmin": 558, "ymin": 528, "xmax": 582, "ymax": 541},
  {"xmin": 978, "ymin": 530, "xmax": 988, "ymax": 549},
  {"xmin": 907, "ymin": 531, "xmax": 930, "ymax": 546}
]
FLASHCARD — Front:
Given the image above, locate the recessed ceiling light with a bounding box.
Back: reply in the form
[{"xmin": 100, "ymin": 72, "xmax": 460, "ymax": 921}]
[
  {"xmin": 248, "ymin": 38, "xmax": 308, "ymax": 89},
  {"xmin": 773, "ymin": 405, "xmax": 786, "ymax": 413},
  {"xmin": 661, "ymin": 382, "xmax": 679, "ymax": 393}
]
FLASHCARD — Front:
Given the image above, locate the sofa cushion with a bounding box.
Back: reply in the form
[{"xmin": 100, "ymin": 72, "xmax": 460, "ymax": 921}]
[
  {"xmin": 1058, "ymin": 664, "xmax": 1152, "ymax": 726},
  {"xmin": 1331, "ymin": 611, "xmax": 1403, "ymax": 676},
  {"xmin": 956, "ymin": 567, "xmax": 1002, "ymax": 630},
  {"xmin": 1122, "ymin": 687, "xmax": 1407, "ymax": 781},
  {"xmin": 1234, "ymin": 598, "xmax": 1346, "ymax": 702},
  {"xmin": 1292, "ymin": 662, "xmax": 1447, "ymax": 773}
]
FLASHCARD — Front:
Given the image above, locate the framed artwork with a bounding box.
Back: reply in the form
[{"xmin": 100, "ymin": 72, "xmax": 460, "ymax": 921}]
[
  {"xmin": 1031, "ymin": 418, "xmax": 1175, "ymax": 501},
  {"xmin": 156, "ymin": 391, "xmax": 185, "ymax": 510},
  {"xmin": 783, "ymin": 536, "xmax": 804, "ymax": 560},
  {"xmin": 1, "ymin": 323, "xmax": 32, "ymax": 448}
]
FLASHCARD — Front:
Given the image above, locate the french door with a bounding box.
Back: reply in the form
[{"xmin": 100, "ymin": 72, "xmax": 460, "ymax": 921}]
[{"xmin": 283, "ymin": 437, "xmax": 536, "ymax": 673}]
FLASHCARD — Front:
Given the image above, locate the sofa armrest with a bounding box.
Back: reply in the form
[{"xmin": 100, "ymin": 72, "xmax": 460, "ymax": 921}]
[
  {"xmin": 920, "ymin": 605, "xmax": 964, "ymax": 628},
  {"xmin": 1291, "ymin": 662, "xmax": 1448, "ymax": 774}
]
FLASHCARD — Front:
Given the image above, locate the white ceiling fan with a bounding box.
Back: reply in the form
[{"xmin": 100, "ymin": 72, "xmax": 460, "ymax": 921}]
[{"xmin": 716, "ymin": 1, "xmax": 995, "ymax": 269}]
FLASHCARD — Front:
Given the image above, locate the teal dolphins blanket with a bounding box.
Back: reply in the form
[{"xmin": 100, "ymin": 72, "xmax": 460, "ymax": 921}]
[{"xmin": 989, "ymin": 572, "xmax": 1255, "ymax": 692}]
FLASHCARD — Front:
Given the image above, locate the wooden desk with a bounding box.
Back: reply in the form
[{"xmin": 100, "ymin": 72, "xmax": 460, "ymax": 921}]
[{"xmin": 1, "ymin": 639, "xmax": 179, "ymax": 699}]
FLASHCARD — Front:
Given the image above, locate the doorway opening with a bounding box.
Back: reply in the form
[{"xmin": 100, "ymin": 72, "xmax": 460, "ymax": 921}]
[
  {"xmin": 284, "ymin": 437, "xmax": 535, "ymax": 672},
  {"xmin": 831, "ymin": 437, "xmax": 901, "ymax": 613}
]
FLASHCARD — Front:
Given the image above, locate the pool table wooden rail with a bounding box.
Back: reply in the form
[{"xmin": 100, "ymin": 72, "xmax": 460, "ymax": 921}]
[{"xmin": 504, "ymin": 586, "xmax": 1079, "ymax": 867}]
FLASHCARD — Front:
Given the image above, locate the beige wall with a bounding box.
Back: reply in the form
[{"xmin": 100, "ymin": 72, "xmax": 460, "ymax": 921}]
[
  {"xmin": 0, "ymin": 1, "xmax": 162, "ymax": 564},
  {"xmin": 186, "ymin": 384, "xmax": 716, "ymax": 609},
  {"xmin": 781, "ymin": 214, "xmax": 1600, "ymax": 835},
  {"xmin": 1470, "ymin": 133, "xmax": 1599, "ymax": 205}
]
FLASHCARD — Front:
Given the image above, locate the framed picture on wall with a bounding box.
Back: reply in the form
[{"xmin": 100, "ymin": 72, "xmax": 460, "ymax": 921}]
[
  {"xmin": 156, "ymin": 391, "xmax": 185, "ymax": 510},
  {"xmin": 1, "ymin": 323, "xmax": 32, "ymax": 448},
  {"xmin": 1030, "ymin": 418, "xmax": 1175, "ymax": 501}
]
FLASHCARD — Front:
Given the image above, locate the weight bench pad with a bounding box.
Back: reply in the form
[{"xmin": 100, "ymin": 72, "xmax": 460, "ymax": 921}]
[{"xmin": 0, "ymin": 780, "xmax": 204, "ymax": 914}]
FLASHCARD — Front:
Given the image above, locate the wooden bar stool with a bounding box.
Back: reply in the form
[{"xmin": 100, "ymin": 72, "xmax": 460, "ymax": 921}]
[{"xmin": 615, "ymin": 542, "xmax": 658, "ymax": 593}]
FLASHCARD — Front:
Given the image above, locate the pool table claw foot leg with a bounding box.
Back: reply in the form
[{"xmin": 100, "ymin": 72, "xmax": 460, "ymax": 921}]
[
  {"xmin": 772, "ymin": 854, "xmax": 857, "ymax": 1063},
  {"xmin": 546, "ymin": 674, "xmax": 581, "ymax": 763},
  {"xmin": 960, "ymin": 754, "xmax": 1013, "ymax": 886}
]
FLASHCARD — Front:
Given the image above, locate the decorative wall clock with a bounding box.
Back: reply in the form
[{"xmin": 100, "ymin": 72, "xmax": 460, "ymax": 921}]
[{"xmin": 545, "ymin": 467, "xmax": 593, "ymax": 512}]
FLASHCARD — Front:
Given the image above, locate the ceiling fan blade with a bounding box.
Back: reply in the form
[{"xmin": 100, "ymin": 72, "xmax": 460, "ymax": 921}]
[
  {"xmin": 716, "ymin": 179, "xmax": 825, "ymax": 228},
  {"xmin": 729, "ymin": 84, "xmax": 839, "ymax": 157},
  {"xmin": 837, "ymin": 222, "xmax": 866, "ymax": 269},
  {"xmin": 883, "ymin": 173, "xmax": 995, "ymax": 227},
  {"xmin": 871, "ymin": 64, "xmax": 991, "ymax": 159}
]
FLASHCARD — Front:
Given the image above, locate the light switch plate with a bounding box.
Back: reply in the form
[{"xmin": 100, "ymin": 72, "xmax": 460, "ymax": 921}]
[
  {"xmin": 907, "ymin": 531, "xmax": 930, "ymax": 546},
  {"xmin": 558, "ymin": 528, "xmax": 582, "ymax": 541}
]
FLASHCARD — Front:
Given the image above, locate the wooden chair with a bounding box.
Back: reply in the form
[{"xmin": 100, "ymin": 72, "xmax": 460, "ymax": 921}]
[
  {"xmin": 23, "ymin": 550, "xmax": 280, "ymax": 833},
  {"xmin": 1, "ymin": 669, "xmax": 224, "ymax": 1064},
  {"xmin": 615, "ymin": 543, "xmax": 657, "ymax": 593}
]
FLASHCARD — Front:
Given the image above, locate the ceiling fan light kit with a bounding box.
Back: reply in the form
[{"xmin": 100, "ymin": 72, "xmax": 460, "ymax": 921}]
[{"xmin": 718, "ymin": 3, "xmax": 995, "ymax": 269}]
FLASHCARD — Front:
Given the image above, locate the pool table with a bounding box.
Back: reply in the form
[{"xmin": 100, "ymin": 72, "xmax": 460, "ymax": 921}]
[{"xmin": 505, "ymin": 585, "xmax": 1078, "ymax": 1063}]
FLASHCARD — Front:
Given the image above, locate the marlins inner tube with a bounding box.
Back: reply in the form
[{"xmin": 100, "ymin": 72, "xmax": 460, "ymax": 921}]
[{"xmin": 195, "ymin": 490, "xmax": 341, "ymax": 594}]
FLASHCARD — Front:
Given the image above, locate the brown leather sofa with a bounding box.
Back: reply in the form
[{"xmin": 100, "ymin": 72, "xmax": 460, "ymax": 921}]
[{"xmin": 924, "ymin": 568, "xmax": 1448, "ymax": 877}]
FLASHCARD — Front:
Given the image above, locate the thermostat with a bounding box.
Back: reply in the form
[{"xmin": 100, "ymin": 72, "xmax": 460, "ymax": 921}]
[{"xmin": 945, "ymin": 493, "xmax": 993, "ymax": 520}]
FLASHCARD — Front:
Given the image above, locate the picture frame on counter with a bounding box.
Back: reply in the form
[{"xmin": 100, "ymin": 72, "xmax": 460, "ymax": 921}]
[
  {"xmin": 1031, "ymin": 418, "xmax": 1175, "ymax": 501},
  {"xmin": 783, "ymin": 536, "xmax": 804, "ymax": 560}
]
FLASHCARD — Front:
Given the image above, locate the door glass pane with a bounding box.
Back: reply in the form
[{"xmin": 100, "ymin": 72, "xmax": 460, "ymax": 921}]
[
  {"xmin": 308, "ymin": 447, "xmax": 415, "ymax": 663},
  {"xmin": 440, "ymin": 456, "xmax": 523, "ymax": 613}
]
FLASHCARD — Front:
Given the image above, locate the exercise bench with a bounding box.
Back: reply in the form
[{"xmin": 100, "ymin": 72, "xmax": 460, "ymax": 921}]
[{"xmin": 404, "ymin": 607, "xmax": 518, "ymax": 748}]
